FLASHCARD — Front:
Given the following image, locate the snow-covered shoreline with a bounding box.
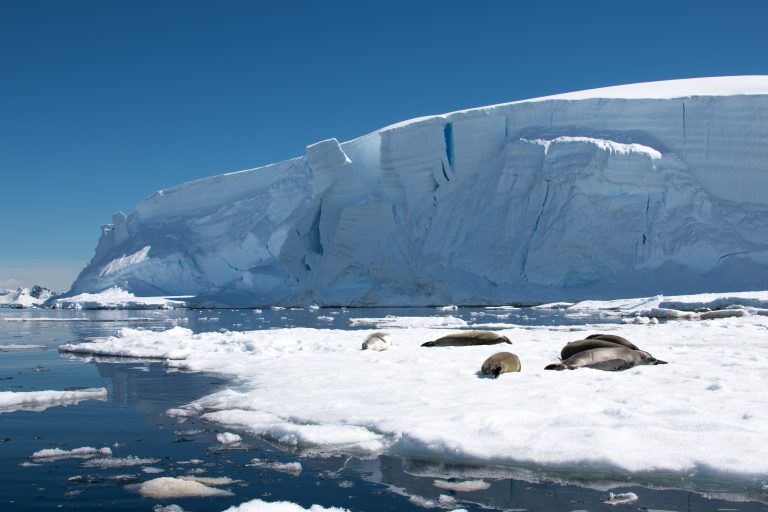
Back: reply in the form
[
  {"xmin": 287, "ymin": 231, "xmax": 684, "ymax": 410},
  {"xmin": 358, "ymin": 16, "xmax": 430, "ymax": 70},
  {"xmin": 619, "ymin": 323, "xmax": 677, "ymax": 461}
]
[{"xmin": 57, "ymin": 291, "xmax": 768, "ymax": 484}]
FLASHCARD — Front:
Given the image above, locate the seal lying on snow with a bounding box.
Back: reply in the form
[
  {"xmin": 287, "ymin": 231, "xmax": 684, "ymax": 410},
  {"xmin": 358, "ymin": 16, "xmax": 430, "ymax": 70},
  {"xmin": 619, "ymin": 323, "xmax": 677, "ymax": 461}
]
[
  {"xmin": 481, "ymin": 352, "xmax": 521, "ymax": 377},
  {"xmin": 546, "ymin": 346, "xmax": 667, "ymax": 371},
  {"xmin": 586, "ymin": 334, "xmax": 637, "ymax": 347},
  {"xmin": 421, "ymin": 331, "xmax": 511, "ymax": 347},
  {"xmin": 559, "ymin": 334, "xmax": 640, "ymax": 360},
  {"xmin": 361, "ymin": 332, "xmax": 391, "ymax": 351}
]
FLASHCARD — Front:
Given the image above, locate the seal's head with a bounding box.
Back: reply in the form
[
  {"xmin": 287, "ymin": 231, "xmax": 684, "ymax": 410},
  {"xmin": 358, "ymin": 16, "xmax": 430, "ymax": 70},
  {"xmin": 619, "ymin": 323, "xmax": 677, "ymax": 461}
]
[{"xmin": 637, "ymin": 350, "xmax": 668, "ymax": 365}]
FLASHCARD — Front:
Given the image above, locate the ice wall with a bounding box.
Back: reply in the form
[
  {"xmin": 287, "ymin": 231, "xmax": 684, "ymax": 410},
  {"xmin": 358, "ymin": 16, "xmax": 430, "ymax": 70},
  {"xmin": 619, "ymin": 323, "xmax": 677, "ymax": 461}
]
[{"xmin": 69, "ymin": 77, "xmax": 768, "ymax": 306}]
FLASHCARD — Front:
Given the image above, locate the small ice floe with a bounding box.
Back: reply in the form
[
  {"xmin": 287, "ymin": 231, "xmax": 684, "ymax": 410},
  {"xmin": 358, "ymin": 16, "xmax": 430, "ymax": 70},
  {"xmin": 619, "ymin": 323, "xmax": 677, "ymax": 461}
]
[
  {"xmin": 216, "ymin": 432, "xmax": 242, "ymax": 445},
  {"xmin": 438, "ymin": 305, "xmax": 458, "ymax": 311},
  {"xmin": 68, "ymin": 474, "xmax": 141, "ymax": 484},
  {"xmin": 143, "ymin": 466, "xmax": 165, "ymax": 474},
  {"xmin": 699, "ymin": 308, "xmax": 748, "ymax": 319},
  {"xmin": 247, "ymin": 458, "xmax": 302, "ymax": 476},
  {"xmin": 0, "ymin": 344, "xmax": 47, "ymax": 351},
  {"xmin": 0, "ymin": 388, "xmax": 107, "ymax": 413},
  {"xmin": 405, "ymin": 492, "xmax": 460, "ymax": 509},
  {"xmin": 137, "ymin": 476, "xmax": 236, "ymax": 498},
  {"xmin": 153, "ymin": 505, "xmax": 186, "ymax": 512},
  {"xmin": 317, "ymin": 316, "xmax": 334, "ymax": 322},
  {"xmin": 603, "ymin": 492, "xmax": 639, "ymax": 505},
  {"xmin": 361, "ymin": 332, "xmax": 391, "ymax": 351},
  {"xmin": 174, "ymin": 429, "xmax": 204, "ymax": 436},
  {"xmin": 221, "ymin": 498, "xmax": 351, "ymax": 511},
  {"xmin": 432, "ymin": 479, "xmax": 491, "ymax": 492},
  {"xmin": 646, "ymin": 308, "xmax": 697, "ymax": 320},
  {"xmin": 308, "ymin": 304, "xmax": 320, "ymax": 311},
  {"xmin": 176, "ymin": 459, "xmax": 204, "ymax": 465},
  {"xmin": 31, "ymin": 446, "xmax": 112, "ymax": 461},
  {"xmin": 82, "ymin": 455, "xmax": 159, "ymax": 468}
]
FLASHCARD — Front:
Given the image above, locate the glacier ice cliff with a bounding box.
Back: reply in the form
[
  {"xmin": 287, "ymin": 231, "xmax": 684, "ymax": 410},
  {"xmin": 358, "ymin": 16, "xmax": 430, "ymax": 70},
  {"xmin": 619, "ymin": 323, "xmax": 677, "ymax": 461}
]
[{"xmin": 69, "ymin": 77, "xmax": 768, "ymax": 306}]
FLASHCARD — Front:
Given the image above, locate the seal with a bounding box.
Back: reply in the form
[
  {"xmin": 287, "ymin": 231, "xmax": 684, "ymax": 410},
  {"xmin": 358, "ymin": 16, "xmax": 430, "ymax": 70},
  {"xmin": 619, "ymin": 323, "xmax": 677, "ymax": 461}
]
[
  {"xmin": 560, "ymin": 338, "xmax": 639, "ymax": 360},
  {"xmin": 545, "ymin": 346, "xmax": 667, "ymax": 371},
  {"xmin": 421, "ymin": 331, "xmax": 511, "ymax": 347},
  {"xmin": 361, "ymin": 332, "xmax": 391, "ymax": 351},
  {"xmin": 585, "ymin": 334, "xmax": 638, "ymax": 348},
  {"xmin": 481, "ymin": 352, "xmax": 521, "ymax": 377}
]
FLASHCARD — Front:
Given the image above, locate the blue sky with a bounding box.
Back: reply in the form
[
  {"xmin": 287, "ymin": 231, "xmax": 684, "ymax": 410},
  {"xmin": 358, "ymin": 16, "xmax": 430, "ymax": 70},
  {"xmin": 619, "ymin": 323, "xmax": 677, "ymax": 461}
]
[{"xmin": 2, "ymin": 0, "xmax": 767, "ymax": 291}]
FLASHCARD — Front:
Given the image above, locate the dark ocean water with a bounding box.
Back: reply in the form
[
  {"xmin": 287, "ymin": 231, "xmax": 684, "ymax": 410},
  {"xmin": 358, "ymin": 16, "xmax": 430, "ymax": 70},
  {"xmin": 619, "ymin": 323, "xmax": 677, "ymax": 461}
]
[{"xmin": 1, "ymin": 308, "xmax": 766, "ymax": 511}]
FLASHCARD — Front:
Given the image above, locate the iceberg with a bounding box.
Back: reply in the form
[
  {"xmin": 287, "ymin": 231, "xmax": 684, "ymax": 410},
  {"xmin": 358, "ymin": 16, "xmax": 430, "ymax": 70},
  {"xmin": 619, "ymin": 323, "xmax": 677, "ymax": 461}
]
[{"xmin": 67, "ymin": 76, "xmax": 768, "ymax": 306}]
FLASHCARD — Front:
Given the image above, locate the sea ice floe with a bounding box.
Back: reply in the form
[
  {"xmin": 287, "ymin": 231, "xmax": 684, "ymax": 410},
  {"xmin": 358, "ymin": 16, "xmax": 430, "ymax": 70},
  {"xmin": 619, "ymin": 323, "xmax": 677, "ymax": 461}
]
[
  {"xmin": 604, "ymin": 491, "xmax": 639, "ymax": 505},
  {"xmin": 222, "ymin": 499, "xmax": 351, "ymax": 511},
  {"xmin": 59, "ymin": 295, "xmax": 768, "ymax": 478},
  {"xmin": 216, "ymin": 432, "xmax": 242, "ymax": 445},
  {"xmin": 153, "ymin": 505, "xmax": 186, "ymax": 512},
  {"xmin": 137, "ymin": 476, "xmax": 234, "ymax": 498},
  {"xmin": 432, "ymin": 479, "xmax": 491, "ymax": 492},
  {"xmin": 31, "ymin": 446, "xmax": 112, "ymax": 460},
  {"xmin": 0, "ymin": 388, "xmax": 107, "ymax": 413},
  {"xmin": 247, "ymin": 458, "xmax": 303, "ymax": 475},
  {"xmin": 82, "ymin": 455, "xmax": 160, "ymax": 468}
]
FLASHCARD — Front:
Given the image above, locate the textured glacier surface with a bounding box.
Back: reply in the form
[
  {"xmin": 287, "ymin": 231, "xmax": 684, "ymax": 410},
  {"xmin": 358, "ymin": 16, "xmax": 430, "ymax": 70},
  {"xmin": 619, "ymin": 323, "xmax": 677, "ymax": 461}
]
[{"xmin": 69, "ymin": 76, "xmax": 768, "ymax": 306}]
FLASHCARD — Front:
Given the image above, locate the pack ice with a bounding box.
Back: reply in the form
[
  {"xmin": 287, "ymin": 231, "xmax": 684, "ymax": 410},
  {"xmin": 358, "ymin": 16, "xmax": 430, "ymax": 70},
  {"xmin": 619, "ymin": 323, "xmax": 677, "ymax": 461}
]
[{"xmin": 68, "ymin": 76, "xmax": 768, "ymax": 306}]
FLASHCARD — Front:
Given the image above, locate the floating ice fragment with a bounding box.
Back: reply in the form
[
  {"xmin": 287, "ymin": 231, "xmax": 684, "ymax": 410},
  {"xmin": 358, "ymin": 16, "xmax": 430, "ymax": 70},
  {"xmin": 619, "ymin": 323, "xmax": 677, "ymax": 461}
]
[
  {"xmin": 604, "ymin": 492, "xmax": 639, "ymax": 505},
  {"xmin": 153, "ymin": 505, "xmax": 186, "ymax": 512},
  {"xmin": 433, "ymin": 479, "xmax": 491, "ymax": 492},
  {"xmin": 0, "ymin": 388, "xmax": 107, "ymax": 413},
  {"xmin": 82, "ymin": 455, "xmax": 159, "ymax": 468},
  {"xmin": 216, "ymin": 432, "xmax": 242, "ymax": 445},
  {"xmin": 222, "ymin": 498, "xmax": 351, "ymax": 511},
  {"xmin": 138, "ymin": 477, "xmax": 234, "ymax": 498},
  {"xmin": 31, "ymin": 446, "xmax": 112, "ymax": 460},
  {"xmin": 247, "ymin": 458, "xmax": 302, "ymax": 475}
]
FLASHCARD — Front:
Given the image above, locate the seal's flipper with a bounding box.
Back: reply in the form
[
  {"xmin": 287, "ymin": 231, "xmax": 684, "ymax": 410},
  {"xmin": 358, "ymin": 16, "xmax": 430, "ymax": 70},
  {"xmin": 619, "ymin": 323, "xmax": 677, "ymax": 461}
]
[
  {"xmin": 653, "ymin": 359, "xmax": 668, "ymax": 365},
  {"xmin": 421, "ymin": 341, "xmax": 436, "ymax": 347},
  {"xmin": 545, "ymin": 363, "xmax": 567, "ymax": 371}
]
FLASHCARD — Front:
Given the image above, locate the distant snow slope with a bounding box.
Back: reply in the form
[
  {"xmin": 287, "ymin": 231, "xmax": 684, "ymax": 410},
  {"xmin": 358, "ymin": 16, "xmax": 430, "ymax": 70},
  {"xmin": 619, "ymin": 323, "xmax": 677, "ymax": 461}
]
[
  {"xmin": 69, "ymin": 77, "xmax": 768, "ymax": 306},
  {"xmin": 0, "ymin": 286, "xmax": 55, "ymax": 308}
]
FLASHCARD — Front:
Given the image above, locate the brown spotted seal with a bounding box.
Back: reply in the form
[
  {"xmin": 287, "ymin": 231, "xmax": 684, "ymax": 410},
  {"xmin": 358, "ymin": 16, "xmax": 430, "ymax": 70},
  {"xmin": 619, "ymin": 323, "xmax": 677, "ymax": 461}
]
[{"xmin": 421, "ymin": 331, "xmax": 511, "ymax": 347}]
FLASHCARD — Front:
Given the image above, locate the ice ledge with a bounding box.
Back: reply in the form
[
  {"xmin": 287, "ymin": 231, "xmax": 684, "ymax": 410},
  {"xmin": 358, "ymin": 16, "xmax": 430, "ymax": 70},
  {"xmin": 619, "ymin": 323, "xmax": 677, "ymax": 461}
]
[{"xmin": 523, "ymin": 136, "xmax": 662, "ymax": 159}]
